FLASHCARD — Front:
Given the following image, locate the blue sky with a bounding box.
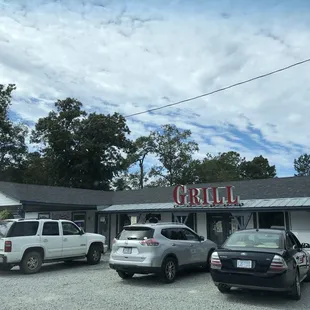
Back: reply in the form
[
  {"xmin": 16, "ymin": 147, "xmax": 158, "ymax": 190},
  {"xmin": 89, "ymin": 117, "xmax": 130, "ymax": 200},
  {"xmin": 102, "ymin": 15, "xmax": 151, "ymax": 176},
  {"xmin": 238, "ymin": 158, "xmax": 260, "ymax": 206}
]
[{"xmin": 1, "ymin": 0, "xmax": 310, "ymax": 178}]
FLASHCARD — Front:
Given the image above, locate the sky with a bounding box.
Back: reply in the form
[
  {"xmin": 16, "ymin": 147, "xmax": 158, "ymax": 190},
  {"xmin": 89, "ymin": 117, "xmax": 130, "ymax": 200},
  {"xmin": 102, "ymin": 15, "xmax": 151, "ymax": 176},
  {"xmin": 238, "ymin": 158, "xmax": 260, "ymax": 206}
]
[{"xmin": 1, "ymin": 0, "xmax": 310, "ymax": 177}]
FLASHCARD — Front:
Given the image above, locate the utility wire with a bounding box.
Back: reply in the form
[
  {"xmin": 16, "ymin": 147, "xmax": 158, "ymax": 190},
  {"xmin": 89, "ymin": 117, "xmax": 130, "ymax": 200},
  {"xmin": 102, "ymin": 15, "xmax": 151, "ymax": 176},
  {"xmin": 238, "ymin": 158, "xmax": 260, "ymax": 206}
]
[{"xmin": 124, "ymin": 58, "xmax": 310, "ymax": 118}]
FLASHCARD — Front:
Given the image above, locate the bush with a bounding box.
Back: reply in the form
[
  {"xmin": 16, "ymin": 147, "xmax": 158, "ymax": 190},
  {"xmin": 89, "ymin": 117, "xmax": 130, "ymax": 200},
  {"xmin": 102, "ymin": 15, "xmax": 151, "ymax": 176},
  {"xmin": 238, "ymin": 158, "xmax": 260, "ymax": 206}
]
[{"xmin": 0, "ymin": 209, "xmax": 14, "ymax": 220}]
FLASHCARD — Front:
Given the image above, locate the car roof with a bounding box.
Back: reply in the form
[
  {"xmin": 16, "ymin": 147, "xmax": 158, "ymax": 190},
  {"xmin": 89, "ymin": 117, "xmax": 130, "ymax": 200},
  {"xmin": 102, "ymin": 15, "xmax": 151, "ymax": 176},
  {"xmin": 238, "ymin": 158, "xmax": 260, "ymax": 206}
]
[
  {"xmin": 123, "ymin": 222, "xmax": 187, "ymax": 229},
  {"xmin": 1, "ymin": 219, "xmax": 72, "ymax": 223},
  {"xmin": 234, "ymin": 228, "xmax": 286, "ymax": 234}
]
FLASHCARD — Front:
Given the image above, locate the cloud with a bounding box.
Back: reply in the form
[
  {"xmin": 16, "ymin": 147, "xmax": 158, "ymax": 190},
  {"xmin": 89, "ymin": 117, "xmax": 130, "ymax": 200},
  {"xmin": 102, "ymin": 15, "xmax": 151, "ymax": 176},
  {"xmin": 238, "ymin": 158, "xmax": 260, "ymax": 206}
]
[{"xmin": 1, "ymin": 0, "xmax": 310, "ymax": 177}]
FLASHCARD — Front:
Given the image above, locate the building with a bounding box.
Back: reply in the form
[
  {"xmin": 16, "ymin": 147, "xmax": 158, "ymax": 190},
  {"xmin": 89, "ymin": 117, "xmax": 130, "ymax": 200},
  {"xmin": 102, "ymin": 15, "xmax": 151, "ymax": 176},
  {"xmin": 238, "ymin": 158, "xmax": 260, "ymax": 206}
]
[{"xmin": 1, "ymin": 176, "xmax": 310, "ymax": 249}]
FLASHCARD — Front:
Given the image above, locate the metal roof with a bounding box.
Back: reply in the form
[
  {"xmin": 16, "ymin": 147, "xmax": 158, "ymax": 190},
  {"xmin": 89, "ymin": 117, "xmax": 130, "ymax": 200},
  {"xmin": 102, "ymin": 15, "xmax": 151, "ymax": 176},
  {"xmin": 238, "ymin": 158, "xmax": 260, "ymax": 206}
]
[{"xmin": 99, "ymin": 197, "xmax": 310, "ymax": 213}]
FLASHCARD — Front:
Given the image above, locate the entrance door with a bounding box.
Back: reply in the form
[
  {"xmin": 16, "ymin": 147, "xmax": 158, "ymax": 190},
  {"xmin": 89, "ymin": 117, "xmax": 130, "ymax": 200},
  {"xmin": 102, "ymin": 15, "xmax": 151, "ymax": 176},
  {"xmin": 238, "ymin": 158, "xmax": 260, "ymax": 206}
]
[
  {"xmin": 98, "ymin": 215, "xmax": 110, "ymax": 245},
  {"xmin": 207, "ymin": 214, "xmax": 231, "ymax": 246}
]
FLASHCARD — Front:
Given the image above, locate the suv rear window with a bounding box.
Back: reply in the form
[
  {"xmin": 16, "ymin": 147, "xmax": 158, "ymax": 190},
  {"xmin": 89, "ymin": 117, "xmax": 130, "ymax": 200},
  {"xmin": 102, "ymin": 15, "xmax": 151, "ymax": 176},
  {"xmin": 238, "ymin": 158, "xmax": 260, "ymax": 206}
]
[
  {"xmin": 7, "ymin": 221, "xmax": 39, "ymax": 237},
  {"xmin": 0, "ymin": 221, "xmax": 14, "ymax": 237},
  {"xmin": 119, "ymin": 227, "xmax": 154, "ymax": 240}
]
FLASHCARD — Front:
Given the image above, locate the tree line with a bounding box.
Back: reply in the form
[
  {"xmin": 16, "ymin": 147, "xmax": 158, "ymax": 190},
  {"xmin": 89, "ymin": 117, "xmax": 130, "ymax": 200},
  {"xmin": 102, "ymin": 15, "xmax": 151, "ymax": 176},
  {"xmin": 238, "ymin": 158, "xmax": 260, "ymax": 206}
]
[{"xmin": 0, "ymin": 83, "xmax": 307, "ymax": 191}]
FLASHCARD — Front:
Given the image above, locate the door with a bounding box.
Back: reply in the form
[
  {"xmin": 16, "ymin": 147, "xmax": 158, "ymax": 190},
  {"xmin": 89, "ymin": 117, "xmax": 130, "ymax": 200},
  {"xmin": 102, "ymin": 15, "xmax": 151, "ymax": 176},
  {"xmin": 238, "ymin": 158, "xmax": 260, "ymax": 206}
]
[
  {"xmin": 41, "ymin": 221, "xmax": 63, "ymax": 259},
  {"xmin": 61, "ymin": 222, "xmax": 87, "ymax": 257},
  {"xmin": 98, "ymin": 215, "xmax": 110, "ymax": 245},
  {"xmin": 288, "ymin": 232, "xmax": 309, "ymax": 279},
  {"xmin": 207, "ymin": 214, "xmax": 231, "ymax": 246},
  {"xmin": 181, "ymin": 228, "xmax": 206, "ymax": 264}
]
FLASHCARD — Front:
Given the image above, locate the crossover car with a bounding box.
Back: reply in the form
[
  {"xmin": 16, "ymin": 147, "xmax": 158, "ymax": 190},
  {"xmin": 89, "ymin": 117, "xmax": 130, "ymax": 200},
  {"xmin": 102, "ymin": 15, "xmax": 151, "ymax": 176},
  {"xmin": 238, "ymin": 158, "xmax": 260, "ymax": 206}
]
[
  {"xmin": 210, "ymin": 228, "xmax": 310, "ymax": 300},
  {"xmin": 109, "ymin": 222, "xmax": 217, "ymax": 283}
]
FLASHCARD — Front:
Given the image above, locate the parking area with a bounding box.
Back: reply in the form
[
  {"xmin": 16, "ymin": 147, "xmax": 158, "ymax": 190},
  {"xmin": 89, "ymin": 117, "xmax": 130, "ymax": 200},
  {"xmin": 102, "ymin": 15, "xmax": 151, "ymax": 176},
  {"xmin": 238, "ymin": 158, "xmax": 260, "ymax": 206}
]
[{"xmin": 1, "ymin": 255, "xmax": 310, "ymax": 310}]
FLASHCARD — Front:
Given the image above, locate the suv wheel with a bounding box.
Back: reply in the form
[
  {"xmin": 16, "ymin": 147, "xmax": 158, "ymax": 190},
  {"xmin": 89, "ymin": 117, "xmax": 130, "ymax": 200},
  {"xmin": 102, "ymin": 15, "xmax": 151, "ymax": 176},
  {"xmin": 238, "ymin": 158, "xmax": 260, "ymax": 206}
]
[
  {"xmin": 87, "ymin": 245, "xmax": 102, "ymax": 265},
  {"xmin": 159, "ymin": 257, "xmax": 177, "ymax": 284},
  {"xmin": 117, "ymin": 271, "xmax": 134, "ymax": 279},
  {"xmin": 20, "ymin": 251, "xmax": 43, "ymax": 274}
]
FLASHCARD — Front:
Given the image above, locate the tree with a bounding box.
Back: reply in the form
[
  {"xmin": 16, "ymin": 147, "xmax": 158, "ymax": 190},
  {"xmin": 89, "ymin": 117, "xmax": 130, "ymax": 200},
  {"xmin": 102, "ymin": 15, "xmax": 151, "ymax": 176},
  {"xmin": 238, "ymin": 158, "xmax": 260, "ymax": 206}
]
[
  {"xmin": 294, "ymin": 153, "xmax": 310, "ymax": 176},
  {"xmin": 149, "ymin": 124, "xmax": 199, "ymax": 186},
  {"xmin": 125, "ymin": 136, "xmax": 156, "ymax": 189},
  {"xmin": 0, "ymin": 209, "xmax": 14, "ymax": 220},
  {"xmin": 240, "ymin": 155, "xmax": 276, "ymax": 179},
  {"xmin": 0, "ymin": 84, "xmax": 28, "ymax": 182},
  {"xmin": 31, "ymin": 98, "xmax": 132, "ymax": 190}
]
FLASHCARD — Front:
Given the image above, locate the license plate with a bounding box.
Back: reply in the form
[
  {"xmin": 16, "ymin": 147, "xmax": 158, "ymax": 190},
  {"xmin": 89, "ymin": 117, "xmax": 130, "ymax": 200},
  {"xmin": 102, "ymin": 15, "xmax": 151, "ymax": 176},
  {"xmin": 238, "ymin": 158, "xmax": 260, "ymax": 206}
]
[
  {"xmin": 123, "ymin": 247, "xmax": 132, "ymax": 254},
  {"xmin": 237, "ymin": 260, "xmax": 252, "ymax": 269}
]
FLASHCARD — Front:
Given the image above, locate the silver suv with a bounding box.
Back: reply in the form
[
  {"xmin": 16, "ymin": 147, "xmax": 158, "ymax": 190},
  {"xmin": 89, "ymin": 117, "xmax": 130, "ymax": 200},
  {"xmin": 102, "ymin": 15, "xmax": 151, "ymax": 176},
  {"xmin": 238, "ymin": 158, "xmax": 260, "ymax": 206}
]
[{"xmin": 109, "ymin": 222, "xmax": 217, "ymax": 283}]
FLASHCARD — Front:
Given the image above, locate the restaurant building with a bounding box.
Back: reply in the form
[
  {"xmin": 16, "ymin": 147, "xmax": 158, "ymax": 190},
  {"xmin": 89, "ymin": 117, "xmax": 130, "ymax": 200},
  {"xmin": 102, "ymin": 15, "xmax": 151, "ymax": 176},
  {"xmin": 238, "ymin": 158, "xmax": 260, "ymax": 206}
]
[
  {"xmin": 97, "ymin": 176, "xmax": 310, "ymax": 248},
  {"xmin": 1, "ymin": 176, "xmax": 310, "ymax": 249}
]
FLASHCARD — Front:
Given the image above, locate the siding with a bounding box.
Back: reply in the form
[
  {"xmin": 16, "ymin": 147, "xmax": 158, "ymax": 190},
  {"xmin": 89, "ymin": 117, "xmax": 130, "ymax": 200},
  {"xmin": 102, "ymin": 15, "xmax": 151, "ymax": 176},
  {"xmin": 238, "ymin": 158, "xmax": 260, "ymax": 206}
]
[{"xmin": 0, "ymin": 191, "xmax": 20, "ymax": 207}]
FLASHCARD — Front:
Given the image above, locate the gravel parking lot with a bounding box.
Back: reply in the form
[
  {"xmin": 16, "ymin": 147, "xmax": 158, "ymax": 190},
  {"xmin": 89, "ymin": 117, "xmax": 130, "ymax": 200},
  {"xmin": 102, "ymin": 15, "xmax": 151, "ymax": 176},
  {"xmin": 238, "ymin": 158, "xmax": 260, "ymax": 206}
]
[{"xmin": 1, "ymin": 254, "xmax": 310, "ymax": 310}]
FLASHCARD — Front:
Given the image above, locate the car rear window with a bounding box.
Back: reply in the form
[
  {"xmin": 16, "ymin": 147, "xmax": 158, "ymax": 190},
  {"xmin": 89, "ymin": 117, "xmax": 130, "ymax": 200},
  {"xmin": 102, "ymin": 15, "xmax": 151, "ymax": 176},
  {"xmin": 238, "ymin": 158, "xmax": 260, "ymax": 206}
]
[
  {"xmin": 0, "ymin": 221, "xmax": 14, "ymax": 237},
  {"xmin": 224, "ymin": 231, "xmax": 284, "ymax": 249},
  {"xmin": 7, "ymin": 221, "xmax": 39, "ymax": 237},
  {"xmin": 119, "ymin": 227, "xmax": 154, "ymax": 240}
]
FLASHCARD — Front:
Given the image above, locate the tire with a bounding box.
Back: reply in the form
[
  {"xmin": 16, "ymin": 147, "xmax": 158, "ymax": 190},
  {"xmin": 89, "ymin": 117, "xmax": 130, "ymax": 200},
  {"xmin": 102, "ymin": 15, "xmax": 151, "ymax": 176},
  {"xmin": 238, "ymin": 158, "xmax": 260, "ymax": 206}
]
[
  {"xmin": 20, "ymin": 251, "xmax": 43, "ymax": 274},
  {"xmin": 117, "ymin": 271, "xmax": 134, "ymax": 279},
  {"xmin": 217, "ymin": 283, "xmax": 231, "ymax": 293},
  {"xmin": 289, "ymin": 270, "xmax": 301, "ymax": 300},
  {"xmin": 159, "ymin": 257, "xmax": 177, "ymax": 284},
  {"xmin": 204, "ymin": 249, "xmax": 215, "ymax": 272},
  {"xmin": 87, "ymin": 245, "xmax": 102, "ymax": 265}
]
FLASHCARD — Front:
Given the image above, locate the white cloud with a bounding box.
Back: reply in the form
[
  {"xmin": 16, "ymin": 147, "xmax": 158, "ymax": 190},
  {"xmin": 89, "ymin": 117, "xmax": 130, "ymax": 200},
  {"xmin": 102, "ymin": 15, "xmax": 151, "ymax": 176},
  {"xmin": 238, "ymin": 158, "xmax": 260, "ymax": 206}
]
[{"xmin": 1, "ymin": 0, "xmax": 310, "ymax": 177}]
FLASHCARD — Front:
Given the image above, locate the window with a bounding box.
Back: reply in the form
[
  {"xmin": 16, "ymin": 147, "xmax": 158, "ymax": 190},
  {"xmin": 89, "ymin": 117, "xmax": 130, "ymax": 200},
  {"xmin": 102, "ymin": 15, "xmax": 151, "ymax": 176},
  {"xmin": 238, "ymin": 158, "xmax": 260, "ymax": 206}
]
[
  {"xmin": 119, "ymin": 227, "xmax": 154, "ymax": 240},
  {"xmin": 0, "ymin": 221, "xmax": 14, "ymax": 237},
  {"xmin": 288, "ymin": 232, "xmax": 301, "ymax": 249},
  {"xmin": 286, "ymin": 234, "xmax": 295, "ymax": 249},
  {"xmin": 8, "ymin": 221, "xmax": 39, "ymax": 237},
  {"xmin": 62, "ymin": 222, "xmax": 81, "ymax": 235},
  {"xmin": 258, "ymin": 212, "xmax": 285, "ymax": 229},
  {"xmin": 182, "ymin": 228, "xmax": 199, "ymax": 241},
  {"xmin": 38, "ymin": 213, "xmax": 50, "ymax": 219},
  {"xmin": 224, "ymin": 231, "xmax": 284, "ymax": 249},
  {"xmin": 42, "ymin": 222, "xmax": 59, "ymax": 236},
  {"xmin": 161, "ymin": 228, "xmax": 186, "ymax": 240}
]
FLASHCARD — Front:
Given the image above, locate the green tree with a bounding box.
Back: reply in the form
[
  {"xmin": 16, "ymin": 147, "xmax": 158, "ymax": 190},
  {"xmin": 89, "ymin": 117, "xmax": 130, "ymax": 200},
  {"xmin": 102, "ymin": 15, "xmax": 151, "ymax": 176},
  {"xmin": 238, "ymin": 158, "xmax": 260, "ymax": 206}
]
[
  {"xmin": 240, "ymin": 155, "xmax": 276, "ymax": 179},
  {"xmin": 0, "ymin": 209, "xmax": 14, "ymax": 220},
  {"xmin": 149, "ymin": 124, "xmax": 199, "ymax": 186},
  {"xmin": 294, "ymin": 153, "xmax": 310, "ymax": 176},
  {"xmin": 0, "ymin": 84, "xmax": 28, "ymax": 182},
  {"xmin": 31, "ymin": 98, "xmax": 132, "ymax": 190},
  {"xmin": 125, "ymin": 136, "xmax": 156, "ymax": 189}
]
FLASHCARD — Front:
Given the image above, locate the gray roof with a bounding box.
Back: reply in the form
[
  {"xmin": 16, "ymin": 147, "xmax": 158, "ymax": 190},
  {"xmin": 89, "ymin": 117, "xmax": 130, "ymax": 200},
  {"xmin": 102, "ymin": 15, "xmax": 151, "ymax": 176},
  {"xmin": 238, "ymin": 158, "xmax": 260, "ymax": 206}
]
[
  {"xmin": 0, "ymin": 181, "xmax": 112, "ymax": 206},
  {"xmin": 2, "ymin": 176, "xmax": 310, "ymax": 207},
  {"xmin": 100, "ymin": 197, "xmax": 310, "ymax": 213},
  {"xmin": 110, "ymin": 176, "xmax": 310, "ymax": 205}
]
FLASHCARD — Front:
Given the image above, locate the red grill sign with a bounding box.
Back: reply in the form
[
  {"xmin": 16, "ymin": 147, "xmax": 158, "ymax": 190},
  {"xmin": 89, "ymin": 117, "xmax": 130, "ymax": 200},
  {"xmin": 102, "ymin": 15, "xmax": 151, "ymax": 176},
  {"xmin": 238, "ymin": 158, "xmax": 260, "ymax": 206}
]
[{"xmin": 173, "ymin": 185, "xmax": 240, "ymax": 207}]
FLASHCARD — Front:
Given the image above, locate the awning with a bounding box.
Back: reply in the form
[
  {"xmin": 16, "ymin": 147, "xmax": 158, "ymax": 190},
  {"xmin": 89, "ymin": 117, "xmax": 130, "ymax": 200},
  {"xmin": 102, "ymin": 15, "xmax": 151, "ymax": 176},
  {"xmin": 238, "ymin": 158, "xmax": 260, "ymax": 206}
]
[{"xmin": 97, "ymin": 197, "xmax": 310, "ymax": 213}]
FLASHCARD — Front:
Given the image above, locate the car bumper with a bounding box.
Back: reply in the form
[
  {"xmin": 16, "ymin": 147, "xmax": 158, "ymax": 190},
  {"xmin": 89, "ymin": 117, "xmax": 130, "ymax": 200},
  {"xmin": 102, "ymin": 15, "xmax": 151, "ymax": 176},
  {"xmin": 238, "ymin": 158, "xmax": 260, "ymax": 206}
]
[
  {"xmin": 210, "ymin": 269, "xmax": 293, "ymax": 292},
  {"xmin": 0, "ymin": 255, "xmax": 8, "ymax": 264}
]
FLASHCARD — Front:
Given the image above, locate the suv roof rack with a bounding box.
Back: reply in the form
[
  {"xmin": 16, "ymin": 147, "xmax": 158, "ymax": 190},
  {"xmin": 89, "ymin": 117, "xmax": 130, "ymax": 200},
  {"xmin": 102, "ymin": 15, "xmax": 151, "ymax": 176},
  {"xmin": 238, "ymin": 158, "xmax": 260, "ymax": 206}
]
[{"xmin": 153, "ymin": 222, "xmax": 186, "ymax": 225}]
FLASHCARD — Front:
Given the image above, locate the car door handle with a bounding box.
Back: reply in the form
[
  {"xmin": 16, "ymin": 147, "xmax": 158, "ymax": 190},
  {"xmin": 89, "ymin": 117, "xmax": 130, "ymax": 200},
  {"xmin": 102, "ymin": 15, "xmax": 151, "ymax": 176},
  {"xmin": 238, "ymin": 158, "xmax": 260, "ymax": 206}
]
[
  {"xmin": 43, "ymin": 239, "xmax": 48, "ymax": 242},
  {"xmin": 63, "ymin": 238, "xmax": 68, "ymax": 241}
]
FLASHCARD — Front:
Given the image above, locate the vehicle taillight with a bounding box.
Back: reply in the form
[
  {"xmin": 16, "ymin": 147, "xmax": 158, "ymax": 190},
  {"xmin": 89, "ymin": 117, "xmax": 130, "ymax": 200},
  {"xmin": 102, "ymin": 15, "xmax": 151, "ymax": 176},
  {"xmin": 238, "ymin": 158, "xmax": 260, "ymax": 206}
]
[
  {"xmin": 112, "ymin": 238, "xmax": 117, "ymax": 244},
  {"xmin": 210, "ymin": 251, "xmax": 222, "ymax": 269},
  {"xmin": 140, "ymin": 238, "xmax": 160, "ymax": 246},
  {"xmin": 4, "ymin": 241, "xmax": 12, "ymax": 252},
  {"xmin": 269, "ymin": 255, "xmax": 288, "ymax": 271}
]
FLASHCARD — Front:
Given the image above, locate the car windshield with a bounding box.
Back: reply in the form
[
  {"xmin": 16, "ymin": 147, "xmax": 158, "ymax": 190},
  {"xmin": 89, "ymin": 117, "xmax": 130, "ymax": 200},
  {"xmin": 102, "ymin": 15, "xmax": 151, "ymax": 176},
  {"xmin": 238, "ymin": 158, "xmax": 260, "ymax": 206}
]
[
  {"xmin": 0, "ymin": 221, "xmax": 14, "ymax": 238},
  {"xmin": 119, "ymin": 227, "xmax": 154, "ymax": 240},
  {"xmin": 223, "ymin": 231, "xmax": 283, "ymax": 249}
]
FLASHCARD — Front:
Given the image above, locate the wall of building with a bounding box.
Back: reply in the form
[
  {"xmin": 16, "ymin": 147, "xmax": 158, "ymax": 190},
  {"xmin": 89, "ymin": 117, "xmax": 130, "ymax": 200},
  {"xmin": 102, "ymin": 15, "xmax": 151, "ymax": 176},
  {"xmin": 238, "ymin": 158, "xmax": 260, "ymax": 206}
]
[
  {"xmin": 25, "ymin": 212, "xmax": 38, "ymax": 219},
  {"xmin": 197, "ymin": 213, "xmax": 207, "ymax": 238},
  {"xmin": 290, "ymin": 211, "xmax": 310, "ymax": 244}
]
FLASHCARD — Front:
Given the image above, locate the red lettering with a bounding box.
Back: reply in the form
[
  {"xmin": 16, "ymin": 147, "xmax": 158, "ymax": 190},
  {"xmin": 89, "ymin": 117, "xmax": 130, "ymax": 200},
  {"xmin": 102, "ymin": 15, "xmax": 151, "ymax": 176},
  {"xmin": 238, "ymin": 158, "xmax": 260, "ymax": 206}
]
[
  {"xmin": 188, "ymin": 188, "xmax": 201, "ymax": 205},
  {"xmin": 201, "ymin": 187, "xmax": 211, "ymax": 204},
  {"xmin": 226, "ymin": 186, "xmax": 239, "ymax": 204},
  {"xmin": 173, "ymin": 185, "xmax": 187, "ymax": 205},
  {"xmin": 212, "ymin": 187, "xmax": 224, "ymax": 204}
]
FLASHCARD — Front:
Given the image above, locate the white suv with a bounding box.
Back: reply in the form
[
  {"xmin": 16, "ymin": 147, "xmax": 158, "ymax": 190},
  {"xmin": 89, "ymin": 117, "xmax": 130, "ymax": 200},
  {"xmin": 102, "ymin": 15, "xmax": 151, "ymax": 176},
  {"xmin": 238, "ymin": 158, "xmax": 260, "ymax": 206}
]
[
  {"xmin": 109, "ymin": 222, "xmax": 217, "ymax": 283},
  {"xmin": 0, "ymin": 218, "xmax": 108, "ymax": 274}
]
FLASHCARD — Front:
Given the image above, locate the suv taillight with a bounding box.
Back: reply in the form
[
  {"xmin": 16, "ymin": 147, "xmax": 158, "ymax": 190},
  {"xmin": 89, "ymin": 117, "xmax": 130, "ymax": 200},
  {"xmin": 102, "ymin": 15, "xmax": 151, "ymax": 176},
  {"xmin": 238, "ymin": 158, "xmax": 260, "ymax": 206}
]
[
  {"xmin": 210, "ymin": 251, "xmax": 222, "ymax": 269},
  {"xmin": 269, "ymin": 255, "xmax": 288, "ymax": 271},
  {"xmin": 112, "ymin": 238, "xmax": 117, "ymax": 244},
  {"xmin": 4, "ymin": 241, "xmax": 12, "ymax": 252},
  {"xmin": 140, "ymin": 238, "xmax": 160, "ymax": 246}
]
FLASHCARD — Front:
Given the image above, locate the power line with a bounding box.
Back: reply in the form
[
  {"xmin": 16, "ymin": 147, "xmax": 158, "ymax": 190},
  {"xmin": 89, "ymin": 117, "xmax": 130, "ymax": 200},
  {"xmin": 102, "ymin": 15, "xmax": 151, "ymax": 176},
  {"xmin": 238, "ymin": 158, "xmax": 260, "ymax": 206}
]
[{"xmin": 124, "ymin": 58, "xmax": 310, "ymax": 118}]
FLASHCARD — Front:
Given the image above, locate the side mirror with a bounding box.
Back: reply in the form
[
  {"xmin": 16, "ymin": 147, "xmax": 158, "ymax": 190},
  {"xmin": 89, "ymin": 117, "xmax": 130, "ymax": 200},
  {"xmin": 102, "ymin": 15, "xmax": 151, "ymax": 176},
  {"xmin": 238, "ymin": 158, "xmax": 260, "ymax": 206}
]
[
  {"xmin": 302, "ymin": 243, "xmax": 310, "ymax": 248},
  {"xmin": 199, "ymin": 236, "xmax": 205, "ymax": 242},
  {"xmin": 79, "ymin": 229, "xmax": 85, "ymax": 235}
]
